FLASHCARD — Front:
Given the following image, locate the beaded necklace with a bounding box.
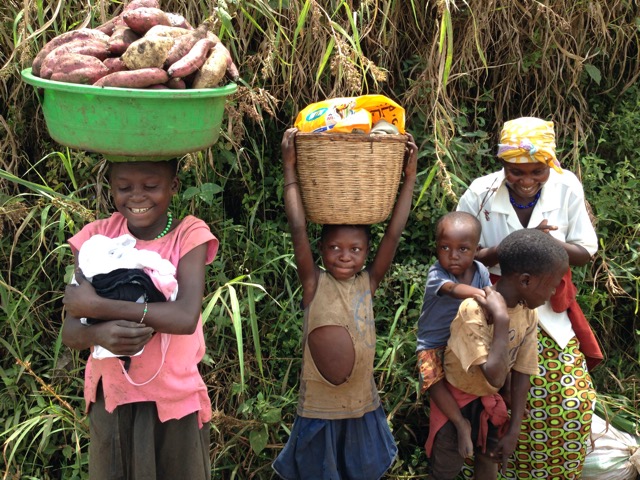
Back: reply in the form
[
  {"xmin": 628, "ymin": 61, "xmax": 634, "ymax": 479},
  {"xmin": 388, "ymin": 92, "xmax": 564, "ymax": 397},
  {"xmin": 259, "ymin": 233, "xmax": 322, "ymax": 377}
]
[
  {"xmin": 508, "ymin": 189, "xmax": 541, "ymax": 210},
  {"xmin": 155, "ymin": 211, "xmax": 173, "ymax": 239}
]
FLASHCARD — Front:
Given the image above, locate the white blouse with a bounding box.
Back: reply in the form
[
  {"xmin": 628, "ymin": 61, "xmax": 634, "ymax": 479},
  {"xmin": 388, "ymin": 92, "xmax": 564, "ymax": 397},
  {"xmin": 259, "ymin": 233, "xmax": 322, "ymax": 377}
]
[{"xmin": 457, "ymin": 168, "xmax": 598, "ymax": 348}]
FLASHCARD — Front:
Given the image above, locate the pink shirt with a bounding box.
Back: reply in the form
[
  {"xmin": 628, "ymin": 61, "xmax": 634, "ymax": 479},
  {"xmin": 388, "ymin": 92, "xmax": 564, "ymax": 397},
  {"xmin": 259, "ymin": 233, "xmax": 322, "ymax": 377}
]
[{"xmin": 69, "ymin": 213, "xmax": 218, "ymax": 426}]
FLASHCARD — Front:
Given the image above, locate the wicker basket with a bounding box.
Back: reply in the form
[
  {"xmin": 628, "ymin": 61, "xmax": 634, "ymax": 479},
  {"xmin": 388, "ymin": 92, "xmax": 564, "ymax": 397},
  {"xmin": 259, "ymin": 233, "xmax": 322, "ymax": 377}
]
[{"xmin": 294, "ymin": 132, "xmax": 407, "ymax": 224}]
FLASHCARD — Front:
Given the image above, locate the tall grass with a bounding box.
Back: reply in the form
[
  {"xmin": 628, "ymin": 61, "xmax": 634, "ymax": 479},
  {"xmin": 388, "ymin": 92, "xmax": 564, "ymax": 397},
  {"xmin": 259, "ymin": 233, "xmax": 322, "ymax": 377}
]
[{"xmin": 1, "ymin": 0, "xmax": 639, "ymax": 478}]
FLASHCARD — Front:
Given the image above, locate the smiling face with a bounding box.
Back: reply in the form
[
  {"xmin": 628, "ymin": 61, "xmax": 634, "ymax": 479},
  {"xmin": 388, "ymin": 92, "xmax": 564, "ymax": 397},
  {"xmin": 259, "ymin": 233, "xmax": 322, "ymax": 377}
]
[
  {"xmin": 319, "ymin": 225, "xmax": 370, "ymax": 281},
  {"xmin": 502, "ymin": 160, "xmax": 551, "ymax": 201},
  {"xmin": 436, "ymin": 217, "xmax": 479, "ymax": 279},
  {"xmin": 109, "ymin": 161, "xmax": 179, "ymax": 240}
]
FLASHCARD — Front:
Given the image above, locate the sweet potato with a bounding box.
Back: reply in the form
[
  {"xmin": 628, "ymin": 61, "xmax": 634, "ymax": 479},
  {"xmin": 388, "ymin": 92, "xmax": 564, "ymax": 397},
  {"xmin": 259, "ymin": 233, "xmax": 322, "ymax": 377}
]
[
  {"xmin": 211, "ymin": 41, "xmax": 240, "ymax": 81},
  {"xmin": 145, "ymin": 25, "xmax": 191, "ymax": 38},
  {"xmin": 93, "ymin": 68, "xmax": 168, "ymax": 88},
  {"xmin": 167, "ymin": 13, "xmax": 193, "ymax": 30},
  {"xmin": 50, "ymin": 53, "xmax": 107, "ymax": 73},
  {"xmin": 32, "ymin": 29, "xmax": 110, "ymax": 76},
  {"xmin": 167, "ymin": 37, "xmax": 215, "ymax": 78},
  {"xmin": 123, "ymin": 0, "xmax": 160, "ymax": 12},
  {"xmin": 147, "ymin": 84, "xmax": 169, "ymax": 89},
  {"xmin": 107, "ymin": 26, "xmax": 140, "ymax": 55},
  {"xmin": 191, "ymin": 45, "xmax": 227, "ymax": 89},
  {"xmin": 165, "ymin": 77, "xmax": 186, "ymax": 89},
  {"xmin": 39, "ymin": 39, "xmax": 110, "ymax": 79},
  {"xmin": 95, "ymin": 16, "xmax": 121, "ymax": 35},
  {"xmin": 47, "ymin": 53, "xmax": 110, "ymax": 84},
  {"xmin": 227, "ymin": 61, "xmax": 240, "ymax": 81},
  {"xmin": 206, "ymin": 31, "xmax": 221, "ymax": 44},
  {"xmin": 122, "ymin": 35, "xmax": 174, "ymax": 70},
  {"xmin": 163, "ymin": 22, "xmax": 209, "ymax": 67},
  {"xmin": 103, "ymin": 57, "xmax": 128, "ymax": 74},
  {"xmin": 51, "ymin": 65, "xmax": 111, "ymax": 84},
  {"xmin": 123, "ymin": 7, "xmax": 171, "ymax": 35}
]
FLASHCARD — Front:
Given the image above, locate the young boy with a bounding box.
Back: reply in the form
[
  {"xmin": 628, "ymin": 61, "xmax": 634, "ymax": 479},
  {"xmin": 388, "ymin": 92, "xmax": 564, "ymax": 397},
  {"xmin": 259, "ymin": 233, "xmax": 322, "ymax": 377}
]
[
  {"xmin": 426, "ymin": 228, "xmax": 569, "ymax": 479},
  {"xmin": 417, "ymin": 211, "xmax": 492, "ymax": 459}
]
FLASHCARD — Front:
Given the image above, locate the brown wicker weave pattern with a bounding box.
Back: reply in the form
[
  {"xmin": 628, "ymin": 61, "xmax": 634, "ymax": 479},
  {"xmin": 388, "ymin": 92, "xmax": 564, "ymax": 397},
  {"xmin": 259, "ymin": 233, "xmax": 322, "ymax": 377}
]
[{"xmin": 294, "ymin": 133, "xmax": 407, "ymax": 225}]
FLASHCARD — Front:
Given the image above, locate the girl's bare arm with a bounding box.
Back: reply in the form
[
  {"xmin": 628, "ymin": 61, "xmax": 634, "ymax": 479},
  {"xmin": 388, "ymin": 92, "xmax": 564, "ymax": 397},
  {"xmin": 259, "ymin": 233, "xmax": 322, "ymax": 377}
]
[
  {"xmin": 62, "ymin": 257, "xmax": 154, "ymax": 352},
  {"xmin": 63, "ymin": 244, "xmax": 209, "ymax": 335},
  {"xmin": 282, "ymin": 128, "xmax": 319, "ymax": 306},
  {"xmin": 368, "ymin": 135, "xmax": 417, "ymax": 293}
]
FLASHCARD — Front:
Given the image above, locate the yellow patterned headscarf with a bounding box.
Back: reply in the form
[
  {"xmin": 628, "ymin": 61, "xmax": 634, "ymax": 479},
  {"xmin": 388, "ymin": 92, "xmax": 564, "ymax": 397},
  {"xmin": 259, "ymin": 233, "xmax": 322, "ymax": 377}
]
[{"xmin": 497, "ymin": 117, "xmax": 562, "ymax": 173}]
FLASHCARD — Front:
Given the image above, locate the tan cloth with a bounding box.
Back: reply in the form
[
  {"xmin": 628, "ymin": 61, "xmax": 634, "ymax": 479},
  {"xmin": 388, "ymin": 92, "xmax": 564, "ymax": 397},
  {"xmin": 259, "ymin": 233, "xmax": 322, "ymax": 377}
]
[
  {"xmin": 444, "ymin": 298, "xmax": 539, "ymax": 397},
  {"xmin": 297, "ymin": 271, "xmax": 380, "ymax": 419}
]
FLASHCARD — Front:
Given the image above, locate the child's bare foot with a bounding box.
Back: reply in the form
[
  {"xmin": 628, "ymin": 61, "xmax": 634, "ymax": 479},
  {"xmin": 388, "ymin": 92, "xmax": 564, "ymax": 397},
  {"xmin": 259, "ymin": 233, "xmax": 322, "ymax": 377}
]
[{"xmin": 456, "ymin": 418, "xmax": 474, "ymax": 458}]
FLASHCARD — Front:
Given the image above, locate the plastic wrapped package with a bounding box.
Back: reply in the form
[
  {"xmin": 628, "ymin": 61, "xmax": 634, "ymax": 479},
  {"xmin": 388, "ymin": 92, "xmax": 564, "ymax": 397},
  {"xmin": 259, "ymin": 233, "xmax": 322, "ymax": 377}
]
[
  {"xmin": 294, "ymin": 95, "xmax": 405, "ymax": 134},
  {"xmin": 583, "ymin": 413, "xmax": 640, "ymax": 480}
]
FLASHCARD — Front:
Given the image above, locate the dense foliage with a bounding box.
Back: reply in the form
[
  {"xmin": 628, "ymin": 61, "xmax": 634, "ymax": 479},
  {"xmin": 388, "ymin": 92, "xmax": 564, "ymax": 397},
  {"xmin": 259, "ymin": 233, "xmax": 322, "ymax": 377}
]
[{"xmin": 1, "ymin": 1, "xmax": 639, "ymax": 478}]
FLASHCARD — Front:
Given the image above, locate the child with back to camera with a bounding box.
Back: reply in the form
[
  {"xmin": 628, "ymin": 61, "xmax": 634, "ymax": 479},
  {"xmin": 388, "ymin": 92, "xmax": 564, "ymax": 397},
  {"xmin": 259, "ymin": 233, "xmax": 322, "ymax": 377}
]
[
  {"xmin": 426, "ymin": 228, "xmax": 569, "ymax": 480},
  {"xmin": 416, "ymin": 211, "xmax": 492, "ymax": 460},
  {"xmin": 62, "ymin": 159, "xmax": 218, "ymax": 480},
  {"xmin": 272, "ymin": 127, "xmax": 417, "ymax": 480}
]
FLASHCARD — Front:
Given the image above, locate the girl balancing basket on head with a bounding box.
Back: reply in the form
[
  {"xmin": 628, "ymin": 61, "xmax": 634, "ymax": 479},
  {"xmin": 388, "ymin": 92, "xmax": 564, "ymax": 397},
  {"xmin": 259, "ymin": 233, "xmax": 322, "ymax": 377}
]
[{"xmin": 272, "ymin": 127, "xmax": 417, "ymax": 480}]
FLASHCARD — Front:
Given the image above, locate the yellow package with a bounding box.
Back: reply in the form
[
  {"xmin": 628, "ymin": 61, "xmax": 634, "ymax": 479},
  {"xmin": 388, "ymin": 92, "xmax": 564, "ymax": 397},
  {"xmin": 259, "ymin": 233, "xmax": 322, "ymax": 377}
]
[
  {"xmin": 330, "ymin": 108, "xmax": 372, "ymax": 133},
  {"xmin": 294, "ymin": 95, "xmax": 405, "ymax": 134}
]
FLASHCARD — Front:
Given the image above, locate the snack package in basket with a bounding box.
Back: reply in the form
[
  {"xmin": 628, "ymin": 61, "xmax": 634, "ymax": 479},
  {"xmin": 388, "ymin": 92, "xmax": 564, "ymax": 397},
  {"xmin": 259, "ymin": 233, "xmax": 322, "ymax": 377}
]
[{"xmin": 294, "ymin": 95, "xmax": 405, "ymax": 134}]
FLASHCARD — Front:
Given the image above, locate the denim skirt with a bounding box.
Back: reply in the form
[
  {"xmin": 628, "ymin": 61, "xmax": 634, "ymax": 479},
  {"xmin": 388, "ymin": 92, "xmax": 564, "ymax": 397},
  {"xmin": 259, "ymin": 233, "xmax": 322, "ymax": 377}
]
[{"xmin": 272, "ymin": 405, "xmax": 397, "ymax": 480}]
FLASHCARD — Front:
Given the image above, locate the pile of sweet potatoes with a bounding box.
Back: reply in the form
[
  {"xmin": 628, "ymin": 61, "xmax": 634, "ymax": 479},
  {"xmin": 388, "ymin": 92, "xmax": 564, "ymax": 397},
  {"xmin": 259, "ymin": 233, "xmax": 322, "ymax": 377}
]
[{"xmin": 31, "ymin": 0, "xmax": 239, "ymax": 89}]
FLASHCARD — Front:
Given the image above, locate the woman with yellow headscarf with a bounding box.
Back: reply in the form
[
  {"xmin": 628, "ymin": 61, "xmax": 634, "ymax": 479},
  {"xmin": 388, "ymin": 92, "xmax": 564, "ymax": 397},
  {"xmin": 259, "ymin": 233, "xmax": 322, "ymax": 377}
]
[{"xmin": 456, "ymin": 117, "xmax": 602, "ymax": 479}]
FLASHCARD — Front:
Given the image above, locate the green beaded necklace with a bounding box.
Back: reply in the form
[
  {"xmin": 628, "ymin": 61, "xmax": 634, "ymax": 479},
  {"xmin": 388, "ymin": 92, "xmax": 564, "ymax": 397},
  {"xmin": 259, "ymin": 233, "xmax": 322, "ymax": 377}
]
[{"xmin": 155, "ymin": 211, "xmax": 173, "ymax": 239}]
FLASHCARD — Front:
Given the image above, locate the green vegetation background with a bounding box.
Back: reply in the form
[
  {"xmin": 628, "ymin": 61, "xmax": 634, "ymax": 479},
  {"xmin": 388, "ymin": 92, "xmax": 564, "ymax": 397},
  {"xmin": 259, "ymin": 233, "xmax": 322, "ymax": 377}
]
[{"xmin": 0, "ymin": 1, "xmax": 638, "ymax": 478}]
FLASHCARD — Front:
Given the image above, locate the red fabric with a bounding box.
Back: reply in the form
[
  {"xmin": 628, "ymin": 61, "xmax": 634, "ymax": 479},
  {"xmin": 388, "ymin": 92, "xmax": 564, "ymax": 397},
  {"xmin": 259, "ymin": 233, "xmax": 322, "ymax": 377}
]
[
  {"xmin": 489, "ymin": 270, "xmax": 603, "ymax": 371},
  {"xmin": 477, "ymin": 392, "xmax": 509, "ymax": 453},
  {"xmin": 424, "ymin": 381, "xmax": 509, "ymax": 457}
]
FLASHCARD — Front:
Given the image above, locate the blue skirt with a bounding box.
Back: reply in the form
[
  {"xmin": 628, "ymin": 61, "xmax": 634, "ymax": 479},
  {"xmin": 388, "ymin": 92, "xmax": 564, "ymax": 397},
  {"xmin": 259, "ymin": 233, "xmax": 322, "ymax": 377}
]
[{"xmin": 272, "ymin": 405, "xmax": 397, "ymax": 480}]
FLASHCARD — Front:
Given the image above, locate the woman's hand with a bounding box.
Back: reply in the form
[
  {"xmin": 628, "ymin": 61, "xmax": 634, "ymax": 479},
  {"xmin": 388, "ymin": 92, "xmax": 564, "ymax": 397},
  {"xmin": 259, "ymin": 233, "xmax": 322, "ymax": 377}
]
[
  {"xmin": 532, "ymin": 219, "xmax": 558, "ymax": 233},
  {"xmin": 532, "ymin": 220, "xmax": 593, "ymax": 266},
  {"xmin": 474, "ymin": 245, "xmax": 498, "ymax": 268}
]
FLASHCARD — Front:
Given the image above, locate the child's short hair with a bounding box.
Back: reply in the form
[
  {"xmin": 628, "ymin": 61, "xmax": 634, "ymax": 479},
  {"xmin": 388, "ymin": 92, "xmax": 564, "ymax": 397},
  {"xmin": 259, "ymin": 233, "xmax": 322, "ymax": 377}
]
[
  {"xmin": 107, "ymin": 159, "xmax": 179, "ymax": 178},
  {"xmin": 320, "ymin": 224, "xmax": 372, "ymax": 244},
  {"xmin": 165, "ymin": 158, "xmax": 179, "ymax": 177},
  {"xmin": 498, "ymin": 229, "xmax": 569, "ymax": 276},
  {"xmin": 435, "ymin": 211, "xmax": 482, "ymax": 244}
]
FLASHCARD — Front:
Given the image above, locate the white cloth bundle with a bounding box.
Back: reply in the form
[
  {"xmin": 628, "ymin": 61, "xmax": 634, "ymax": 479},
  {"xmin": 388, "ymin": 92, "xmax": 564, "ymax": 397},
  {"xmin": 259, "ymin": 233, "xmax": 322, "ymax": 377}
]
[{"xmin": 583, "ymin": 412, "xmax": 640, "ymax": 480}]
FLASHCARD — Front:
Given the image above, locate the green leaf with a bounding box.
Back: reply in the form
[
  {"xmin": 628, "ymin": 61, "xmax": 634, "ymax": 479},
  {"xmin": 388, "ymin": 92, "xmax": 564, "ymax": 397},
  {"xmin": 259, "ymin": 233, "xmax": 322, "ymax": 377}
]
[
  {"xmin": 181, "ymin": 183, "xmax": 222, "ymax": 205},
  {"xmin": 316, "ymin": 37, "xmax": 335, "ymax": 83},
  {"xmin": 249, "ymin": 426, "xmax": 268, "ymax": 454},
  {"xmin": 200, "ymin": 182, "xmax": 224, "ymax": 203},
  {"xmin": 182, "ymin": 186, "xmax": 199, "ymax": 201},
  {"xmin": 228, "ymin": 285, "xmax": 244, "ymax": 390},
  {"xmin": 260, "ymin": 407, "xmax": 282, "ymax": 424},
  {"xmin": 584, "ymin": 64, "xmax": 601, "ymax": 85}
]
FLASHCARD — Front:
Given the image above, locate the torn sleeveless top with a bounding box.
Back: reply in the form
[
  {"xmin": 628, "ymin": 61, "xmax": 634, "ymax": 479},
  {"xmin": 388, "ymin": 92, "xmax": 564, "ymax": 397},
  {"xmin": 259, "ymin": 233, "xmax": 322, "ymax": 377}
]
[{"xmin": 297, "ymin": 271, "xmax": 380, "ymax": 419}]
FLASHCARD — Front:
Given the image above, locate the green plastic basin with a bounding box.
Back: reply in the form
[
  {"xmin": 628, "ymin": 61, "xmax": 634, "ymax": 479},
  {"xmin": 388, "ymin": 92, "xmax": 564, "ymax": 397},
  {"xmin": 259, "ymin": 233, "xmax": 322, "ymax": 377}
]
[{"xmin": 21, "ymin": 68, "xmax": 237, "ymax": 162}]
